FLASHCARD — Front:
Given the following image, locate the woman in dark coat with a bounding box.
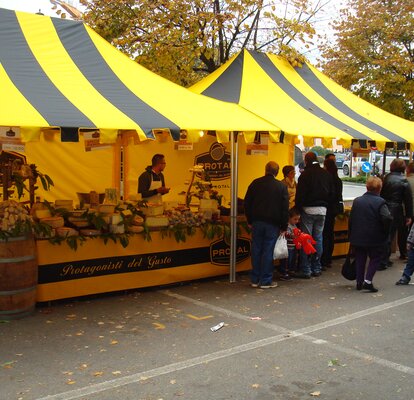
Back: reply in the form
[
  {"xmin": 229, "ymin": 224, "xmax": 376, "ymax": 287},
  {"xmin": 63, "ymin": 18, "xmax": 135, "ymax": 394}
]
[
  {"xmin": 321, "ymin": 159, "xmax": 343, "ymax": 269},
  {"xmin": 349, "ymin": 177, "xmax": 392, "ymax": 292}
]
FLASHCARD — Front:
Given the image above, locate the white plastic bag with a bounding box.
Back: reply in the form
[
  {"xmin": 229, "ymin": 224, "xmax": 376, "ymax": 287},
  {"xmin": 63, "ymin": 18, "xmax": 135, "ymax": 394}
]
[{"xmin": 273, "ymin": 235, "xmax": 288, "ymax": 260}]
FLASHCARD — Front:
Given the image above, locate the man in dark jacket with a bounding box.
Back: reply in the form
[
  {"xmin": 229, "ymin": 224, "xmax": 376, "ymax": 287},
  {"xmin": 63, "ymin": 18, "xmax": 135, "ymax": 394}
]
[
  {"xmin": 244, "ymin": 161, "xmax": 289, "ymax": 289},
  {"xmin": 349, "ymin": 177, "xmax": 392, "ymax": 292},
  {"xmin": 295, "ymin": 151, "xmax": 334, "ymax": 278},
  {"xmin": 138, "ymin": 154, "xmax": 170, "ymax": 203},
  {"xmin": 379, "ymin": 158, "xmax": 413, "ymax": 269}
]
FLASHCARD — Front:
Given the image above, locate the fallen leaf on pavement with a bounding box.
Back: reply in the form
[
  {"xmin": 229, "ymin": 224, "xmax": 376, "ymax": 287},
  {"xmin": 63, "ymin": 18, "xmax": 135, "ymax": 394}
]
[
  {"xmin": 2, "ymin": 361, "xmax": 15, "ymax": 369},
  {"xmin": 251, "ymin": 384, "xmax": 260, "ymax": 388},
  {"xmin": 310, "ymin": 391, "xmax": 321, "ymax": 396},
  {"xmin": 110, "ymin": 340, "xmax": 118, "ymax": 345},
  {"xmin": 93, "ymin": 371, "xmax": 104, "ymax": 377}
]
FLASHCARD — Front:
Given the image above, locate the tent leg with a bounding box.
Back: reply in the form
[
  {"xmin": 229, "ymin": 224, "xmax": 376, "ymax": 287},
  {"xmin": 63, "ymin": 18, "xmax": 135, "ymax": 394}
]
[{"xmin": 229, "ymin": 131, "xmax": 238, "ymax": 283}]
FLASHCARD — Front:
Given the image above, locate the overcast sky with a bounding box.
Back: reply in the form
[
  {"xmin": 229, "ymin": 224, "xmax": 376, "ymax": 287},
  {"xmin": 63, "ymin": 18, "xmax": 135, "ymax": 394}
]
[
  {"xmin": 0, "ymin": 0, "xmax": 344, "ymax": 63},
  {"xmin": 0, "ymin": 0, "xmax": 81, "ymax": 15}
]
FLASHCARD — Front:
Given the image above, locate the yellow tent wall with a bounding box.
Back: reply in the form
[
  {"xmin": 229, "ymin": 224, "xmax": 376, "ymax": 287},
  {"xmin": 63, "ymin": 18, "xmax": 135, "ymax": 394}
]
[{"xmin": 23, "ymin": 135, "xmax": 116, "ymax": 202}]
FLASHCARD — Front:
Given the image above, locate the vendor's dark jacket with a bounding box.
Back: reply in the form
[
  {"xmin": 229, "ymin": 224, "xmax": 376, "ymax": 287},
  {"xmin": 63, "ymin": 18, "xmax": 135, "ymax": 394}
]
[
  {"xmin": 349, "ymin": 191, "xmax": 392, "ymax": 247},
  {"xmin": 244, "ymin": 174, "xmax": 289, "ymax": 230},
  {"xmin": 380, "ymin": 172, "xmax": 413, "ymax": 217},
  {"xmin": 138, "ymin": 166, "xmax": 166, "ymax": 198},
  {"xmin": 295, "ymin": 162, "xmax": 334, "ymax": 210}
]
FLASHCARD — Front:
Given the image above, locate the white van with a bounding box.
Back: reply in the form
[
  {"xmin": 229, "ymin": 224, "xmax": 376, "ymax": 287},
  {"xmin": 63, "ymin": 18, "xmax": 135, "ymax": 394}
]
[
  {"xmin": 342, "ymin": 154, "xmax": 410, "ymax": 176},
  {"xmin": 373, "ymin": 155, "xmax": 410, "ymax": 175}
]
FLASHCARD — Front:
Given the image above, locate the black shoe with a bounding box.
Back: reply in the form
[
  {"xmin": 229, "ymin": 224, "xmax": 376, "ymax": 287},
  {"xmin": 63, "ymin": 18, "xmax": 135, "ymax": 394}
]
[
  {"xmin": 311, "ymin": 271, "xmax": 322, "ymax": 277},
  {"xmin": 377, "ymin": 264, "xmax": 387, "ymax": 271},
  {"xmin": 362, "ymin": 282, "xmax": 378, "ymax": 292},
  {"xmin": 387, "ymin": 260, "xmax": 394, "ymax": 267},
  {"xmin": 356, "ymin": 282, "xmax": 363, "ymax": 290},
  {"xmin": 321, "ymin": 265, "xmax": 327, "ymax": 271},
  {"xmin": 396, "ymin": 277, "xmax": 410, "ymax": 285},
  {"xmin": 279, "ymin": 274, "xmax": 293, "ymax": 281},
  {"xmin": 399, "ymin": 254, "xmax": 408, "ymax": 260},
  {"xmin": 296, "ymin": 273, "xmax": 311, "ymax": 279}
]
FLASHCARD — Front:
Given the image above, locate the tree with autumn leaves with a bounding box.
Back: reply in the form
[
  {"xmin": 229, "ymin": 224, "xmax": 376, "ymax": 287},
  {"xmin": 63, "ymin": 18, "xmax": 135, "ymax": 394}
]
[
  {"xmin": 320, "ymin": 0, "xmax": 414, "ymax": 120},
  {"xmin": 80, "ymin": 0, "xmax": 324, "ymax": 86}
]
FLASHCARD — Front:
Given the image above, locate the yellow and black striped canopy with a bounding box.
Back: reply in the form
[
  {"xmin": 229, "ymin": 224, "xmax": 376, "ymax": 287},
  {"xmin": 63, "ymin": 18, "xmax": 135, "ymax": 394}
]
[
  {"xmin": 0, "ymin": 9, "xmax": 278, "ymax": 142},
  {"xmin": 191, "ymin": 49, "xmax": 414, "ymax": 146}
]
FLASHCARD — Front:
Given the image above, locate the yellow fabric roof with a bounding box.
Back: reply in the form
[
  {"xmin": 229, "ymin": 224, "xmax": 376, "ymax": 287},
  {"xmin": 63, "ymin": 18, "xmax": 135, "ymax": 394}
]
[
  {"xmin": 0, "ymin": 9, "xmax": 278, "ymax": 142},
  {"xmin": 190, "ymin": 49, "xmax": 414, "ymax": 145}
]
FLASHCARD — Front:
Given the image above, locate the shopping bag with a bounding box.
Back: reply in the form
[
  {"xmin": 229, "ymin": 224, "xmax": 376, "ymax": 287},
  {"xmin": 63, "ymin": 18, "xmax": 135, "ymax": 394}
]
[
  {"xmin": 273, "ymin": 235, "xmax": 288, "ymax": 260},
  {"xmin": 341, "ymin": 249, "xmax": 356, "ymax": 281}
]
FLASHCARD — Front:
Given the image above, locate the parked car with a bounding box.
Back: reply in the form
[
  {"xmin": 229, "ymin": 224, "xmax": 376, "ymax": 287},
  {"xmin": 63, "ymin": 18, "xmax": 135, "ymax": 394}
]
[
  {"xmin": 334, "ymin": 153, "xmax": 349, "ymax": 169},
  {"xmin": 342, "ymin": 157, "xmax": 369, "ymax": 176}
]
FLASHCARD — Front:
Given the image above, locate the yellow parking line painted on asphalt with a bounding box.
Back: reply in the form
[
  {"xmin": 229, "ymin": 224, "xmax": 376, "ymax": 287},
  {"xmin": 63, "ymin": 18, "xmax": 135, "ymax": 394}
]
[{"xmin": 186, "ymin": 314, "xmax": 213, "ymax": 321}]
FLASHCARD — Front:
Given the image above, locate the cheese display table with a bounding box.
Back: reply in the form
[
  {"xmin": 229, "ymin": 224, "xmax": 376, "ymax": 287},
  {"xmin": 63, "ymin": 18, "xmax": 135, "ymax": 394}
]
[
  {"xmin": 36, "ymin": 230, "xmax": 252, "ymax": 302},
  {"xmin": 35, "ymin": 214, "xmax": 349, "ymax": 302}
]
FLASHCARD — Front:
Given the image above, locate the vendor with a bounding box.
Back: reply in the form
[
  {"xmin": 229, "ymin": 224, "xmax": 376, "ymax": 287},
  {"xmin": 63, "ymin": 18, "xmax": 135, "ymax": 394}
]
[{"xmin": 138, "ymin": 154, "xmax": 170, "ymax": 203}]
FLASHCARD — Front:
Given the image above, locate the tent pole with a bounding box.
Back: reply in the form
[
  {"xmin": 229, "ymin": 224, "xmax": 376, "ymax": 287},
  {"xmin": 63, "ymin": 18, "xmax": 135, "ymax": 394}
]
[{"xmin": 229, "ymin": 131, "xmax": 238, "ymax": 283}]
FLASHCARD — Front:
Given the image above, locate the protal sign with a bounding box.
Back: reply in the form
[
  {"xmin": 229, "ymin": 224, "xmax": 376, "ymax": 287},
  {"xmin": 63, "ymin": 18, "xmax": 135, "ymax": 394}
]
[{"xmin": 195, "ymin": 143, "xmax": 231, "ymax": 180}]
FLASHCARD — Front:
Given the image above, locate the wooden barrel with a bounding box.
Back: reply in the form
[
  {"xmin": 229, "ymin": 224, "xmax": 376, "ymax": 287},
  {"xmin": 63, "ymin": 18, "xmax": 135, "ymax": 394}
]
[{"xmin": 0, "ymin": 235, "xmax": 37, "ymax": 320}]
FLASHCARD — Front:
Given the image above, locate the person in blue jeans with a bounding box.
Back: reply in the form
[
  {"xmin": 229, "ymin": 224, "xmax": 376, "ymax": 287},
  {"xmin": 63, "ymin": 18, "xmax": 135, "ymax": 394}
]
[
  {"xmin": 279, "ymin": 207, "xmax": 301, "ymax": 280},
  {"xmin": 295, "ymin": 152, "xmax": 334, "ymax": 278},
  {"xmin": 396, "ymin": 223, "xmax": 414, "ymax": 285},
  {"xmin": 244, "ymin": 161, "xmax": 289, "ymax": 289}
]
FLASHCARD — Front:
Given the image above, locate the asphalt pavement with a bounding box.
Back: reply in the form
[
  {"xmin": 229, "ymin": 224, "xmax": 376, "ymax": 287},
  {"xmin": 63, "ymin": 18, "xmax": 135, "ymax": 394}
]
[{"xmin": 1, "ymin": 254, "xmax": 414, "ymax": 400}]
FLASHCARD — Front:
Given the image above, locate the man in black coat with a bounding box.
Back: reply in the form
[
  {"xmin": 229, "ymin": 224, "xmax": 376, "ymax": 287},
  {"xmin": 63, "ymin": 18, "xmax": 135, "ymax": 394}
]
[
  {"xmin": 379, "ymin": 158, "xmax": 413, "ymax": 269},
  {"xmin": 295, "ymin": 151, "xmax": 334, "ymax": 278},
  {"xmin": 244, "ymin": 161, "xmax": 289, "ymax": 289}
]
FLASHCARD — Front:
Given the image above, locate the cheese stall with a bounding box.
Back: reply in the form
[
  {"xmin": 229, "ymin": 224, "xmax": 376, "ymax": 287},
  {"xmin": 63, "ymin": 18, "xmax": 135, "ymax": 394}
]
[
  {"xmin": 2, "ymin": 8, "xmax": 413, "ymax": 316},
  {"xmin": 0, "ymin": 8, "xmax": 288, "ymax": 313}
]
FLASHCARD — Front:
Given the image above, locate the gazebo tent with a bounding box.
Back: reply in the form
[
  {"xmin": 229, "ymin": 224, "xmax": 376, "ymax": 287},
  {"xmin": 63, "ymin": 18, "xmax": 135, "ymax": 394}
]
[
  {"xmin": 190, "ymin": 49, "xmax": 414, "ymax": 148},
  {"xmin": 0, "ymin": 9, "xmax": 278, "ymax": 143}
]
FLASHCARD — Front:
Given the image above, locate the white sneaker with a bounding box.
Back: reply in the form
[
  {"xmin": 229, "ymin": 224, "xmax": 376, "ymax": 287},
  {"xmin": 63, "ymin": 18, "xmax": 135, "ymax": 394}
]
[
  {"xmin": 250, "ymin": 283, "xmax": 260, "ymax": 288},
  {"xmin": 259, "ymin": 281, "xmax": 278, "ymax": 289}
]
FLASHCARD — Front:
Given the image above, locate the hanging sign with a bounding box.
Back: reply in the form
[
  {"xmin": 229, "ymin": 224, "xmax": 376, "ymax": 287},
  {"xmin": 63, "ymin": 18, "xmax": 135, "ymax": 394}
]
[
  {"xmin": 246, "ymin": 134, "xmax": 269, "ymax": 156},
  {"xmin": 174, "ymin": 131, "xmax": 194, "ymax": 151},
  {"xmin": 0, "ymin": 127, "xmax": 25, "ymax": 152},
  {"xmin": 83, "ymin": 131, "xmax": 112, "ymax": 152}
]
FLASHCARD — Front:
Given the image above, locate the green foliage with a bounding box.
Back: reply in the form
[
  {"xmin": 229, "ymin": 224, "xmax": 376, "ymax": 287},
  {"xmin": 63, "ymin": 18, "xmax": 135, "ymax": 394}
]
[
  {"xmin": 309, "ymin": 146, "xmax": 330, "ymax": 157},
  {"xmin": 81, "ymin": 0, "xmax": 322, "ymax": 85},
  {"xmin": 320, "ymin": 0, "xmax": 414, "ymax": 120},
  {"xmin": 341, "ymin": 175, "xmax": 368, "ymax": 183}
]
